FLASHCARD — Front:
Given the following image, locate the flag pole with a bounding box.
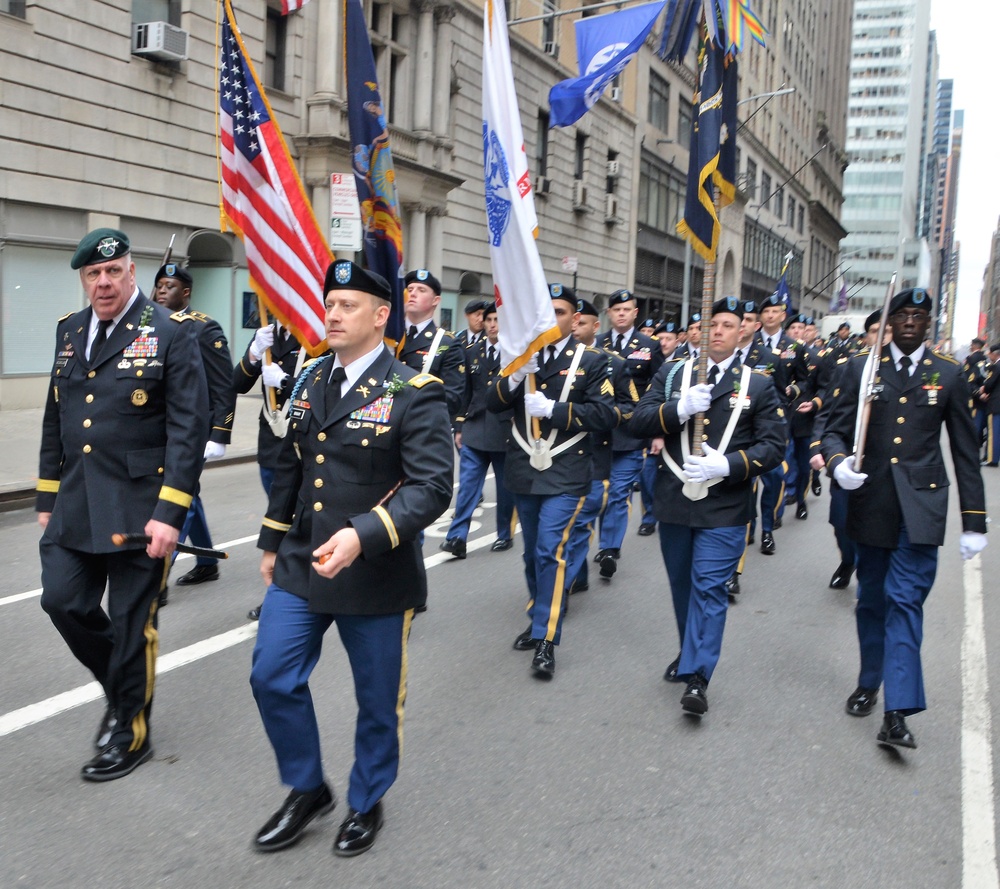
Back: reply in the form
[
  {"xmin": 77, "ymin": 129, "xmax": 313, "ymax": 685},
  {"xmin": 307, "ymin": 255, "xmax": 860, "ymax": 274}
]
[{"xmin": 690, "ymin": 190, "xmax": 720, "ymax": 458}]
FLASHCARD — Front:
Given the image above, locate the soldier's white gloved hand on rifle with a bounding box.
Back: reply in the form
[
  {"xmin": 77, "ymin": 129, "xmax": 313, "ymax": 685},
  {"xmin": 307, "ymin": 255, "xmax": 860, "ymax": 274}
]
[
  {"xmin": 249, "ymin": 325, "xmax": 275, "ymax": 362},
  {"xmin": 833, "ymin": 455, "xmax": 868, "ymax": 491},
  {"xmin": 508, "ymin": 354, "xmax": 539, "ymax": 387},
  {"xmin": 676, "ymin": 383, "xmax": 713, "ymax": 424},
  {"xmin": 204, "ymin": 441, "xmax": 226, "ymax": 461},
  {"xmin": 683, "ymin": 443, "xmax": 730, "ymax": 484},
  {"xmin": 960, "ymin": 531, "xmax": 988, "ymax": 561},
  {"xmin": 524, "ymin": 391, "xmax": 555, "ymax": 419},
  {"xmin": 261, "ymin": 361, "xmax": 288, "ymax": 389}
]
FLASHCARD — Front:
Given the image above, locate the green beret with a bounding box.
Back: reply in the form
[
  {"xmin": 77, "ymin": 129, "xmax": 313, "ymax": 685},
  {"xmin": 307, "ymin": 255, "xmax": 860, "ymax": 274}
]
[{"xmin": 71, "ymin": 228, "xmax": 130, "ymax": 270}]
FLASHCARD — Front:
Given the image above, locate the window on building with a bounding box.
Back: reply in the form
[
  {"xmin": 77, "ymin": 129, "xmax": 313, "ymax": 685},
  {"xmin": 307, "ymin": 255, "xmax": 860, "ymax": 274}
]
[
  {"xmin": 370, "ymin": 0, "xmax": 411, "ymax": 126},
  {"xmin": 265, "ymin": 6, "xmax": 287, "ymax": 92},
  {"xmin": 678, "ymin": 99, "xmax": 693, "ymax": 147},
  {"xmin": 574, "ymin": 133, "xmax": 587, "ymax": 180},
  {"xmin": 537, "ymin": 111, "xmax": 550, "ymax": 176},
  {"xmin": 1, "ymin": 0, "xmax": 27, "ymax": 17},
  {"xmin": 798, "ymin": 204, "xmax": 805, "ymax": 234},
  {"xmin": 788, "ymin": 196, "xmax": 796, "ymax": 229},
  {"xmin": 760, "ymin": 172, "xmax": 771, "ymax": 211},
  {"xmin": 774, "ymin": 188, "xmax": 784, "ymax": 221},
  {"xmin": 606, "ymin": 150, "xmax": 618, "ymax": 194},
  {"xmin": 648, "ymin": 71, "xmax": 670, "ymax": 133},
  {"xmin": 745, "ymin": 159, "xmax": 757, "ymax": 200},
  {"xmin": 639, "ymin": 156, "xmax": 686, "ymax": 234},
  {"xmin": 132, "ymin": 0, "xmax": 180, "ymax": 25},
  {"xmin": 542, "ymin": 0, "xmax": 557, "ymax": 47}
]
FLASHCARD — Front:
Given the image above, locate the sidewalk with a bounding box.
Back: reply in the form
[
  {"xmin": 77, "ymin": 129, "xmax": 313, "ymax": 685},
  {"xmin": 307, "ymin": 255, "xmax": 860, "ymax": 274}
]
[{"xmin": 0, "ymin": 394, "xmax": 262, "ymax": 509}]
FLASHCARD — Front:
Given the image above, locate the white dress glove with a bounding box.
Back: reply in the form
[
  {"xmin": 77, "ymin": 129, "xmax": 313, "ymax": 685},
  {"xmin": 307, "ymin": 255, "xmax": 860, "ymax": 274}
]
[
  {"xmin": 249, "ymin": 326, "xmax": 275, "ymax": 361},
  {"xmin": 508, "ymin": 354, "xmax": 540, "ymax": 387},
  {"xmin": 960, "ymin": 531, "xmax": 988, "ymax": 560},
  {"xmin": 682, "ymin": 443, "xmax": 730, "ymax": 484},
  {"xmin": 833, "ymin": 455, "xmax": 868, "ymax": 491},
  {"xmin": 261, "ymin": 361, "xmax": 289, "ymax": 389},
  {"xmin": 676, "ymin": 383, "xmax": 713, "ymax": 424},
  {"xmin": 203, "ymin": 441, "xmax": 226, "ymax": 461},
  {"xmin": 524, "ymin": 391, "xmax": 555, "ymax": 418}
]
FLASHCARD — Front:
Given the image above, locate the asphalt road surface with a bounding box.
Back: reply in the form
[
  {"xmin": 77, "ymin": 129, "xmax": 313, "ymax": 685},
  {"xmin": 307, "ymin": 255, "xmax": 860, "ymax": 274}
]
[{"xmin": 2, "ymin": 459, "xmax": 1000, "ymax": 889}]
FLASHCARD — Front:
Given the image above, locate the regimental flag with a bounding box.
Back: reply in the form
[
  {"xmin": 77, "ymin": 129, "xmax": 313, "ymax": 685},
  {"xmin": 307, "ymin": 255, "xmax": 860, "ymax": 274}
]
[
  {"xmin": 830, "ymin": 273, "xmax": 848, "ymax": 313},
  {"xmin": 677, "ymin": 23, "xmax": 733, "ymax": 262},
  {"xmin": 482, "ymin": 0, "xmax": 560, "ymax": 375},
  {"xmin": 549, "ymin": 1, "xmax": 665, "ymax": 128},
  {"xmin": 344, "ymin": 0, "xmax": 406, "ymax": 347},
  {"xmin": 773, "ymin": 251, "xmax": 793, "ymax": 310},
  {"xmin": 280, "ymin": 0, "xmax": 311, "ymax": 12},
  {"xmin": 218, "ymin": 0, "xmax": 331, "ymax": 356},
  {"xmin": 658, "ymin": 0, "xmax": 701, "ymax": 60},
  {"xmin": 659, "ymin": 0, "xmax": 767, "ymax": 59}
]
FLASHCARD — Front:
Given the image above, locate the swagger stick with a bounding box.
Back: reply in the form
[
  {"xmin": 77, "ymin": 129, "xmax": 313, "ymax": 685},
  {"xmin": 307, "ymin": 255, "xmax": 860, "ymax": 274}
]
[
  {"xmin": 853, "ymin": 272, "xmax": 897, "ymax": 471},
  {"xmin": 112, "ymin": 534, "xmax": 229, "ymax": 561}
]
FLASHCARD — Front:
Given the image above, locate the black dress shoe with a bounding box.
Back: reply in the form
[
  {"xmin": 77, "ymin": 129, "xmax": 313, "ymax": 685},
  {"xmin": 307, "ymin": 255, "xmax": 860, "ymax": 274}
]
[
  {"xmin": 569, "ymin": 580, "xmax": 589, "ymax": 594},
  {"xmin": 663, "ymin": 654, "xmax": 682, "ymax": 683},
  {"xmin": 811, "ymin": 477, "xmax": 822, "ymax": 496},
  {"xmin": 158, "ymin": 586, "xmax": 169, "ymax": 608},
  {"xmin": 254, "ymin": 783, "xmax": 336, "ymax": 852},
  {"xmin": 760, "ymin": 532, "xmax": 775, "ymax": 555},
  {"xmin": 490, "ymin": 538, "xmax": 514, "ymax": 552},
  {"xmin": 680, "ymin": 674, "xmax": 709, "ymax": 715},
  {"xmin": 439, "ymin": 538, "xmax": 467, "ymax": 559},
  {"xmin": 637, "ymin": 522, "xmax": 656, "ymax": 537},
  {"xmin": 747, "ymin": 534, "xmax": 755, "ymax": 546},
  {"xmin": 773, "ymin": 517, "xmax": 783, "ymax": 530},
  {"xmin": 94, "ymin": 703, "xmax": 117, "ymax": 750},
  {"xmin": 829, "ymin": 561, "xmax": 854, "ymax": 589},
  {"xmin": 795, "ymin": 503, "xmax": 808, "ymax": 520},
  {"xmin": 81, "ymin": 742, "xmax": 154, "ymax": 782},
  {"xmin": 176, "ymin": 564, "xmax": 220, "ymax": 585},
  {"xmin": 597, "ymin": 550, "xmax": 618, "ymax": 578},
  {"xmin": 248, "ymin": 604, "xmax": 262, "ymax": 621},
  {"xmin": 512, "ymin": 627, "xmax": 535, "ymax": 651},
  {"xmin": 531, "ymin": 640, "xmax": 555, "ymax": 677},
  {"xmin": 333, "ymin": 802, "xmax": 383, "ymax": 857},
  {"xmin": 877, "ymin": 711, "xmax": 917, "ymax": 749},
  {"xmin": 725, "ymin": 573, "xmax": 741, "ymax": 597},
  {"xmin": 846, "ymin": 686, "xmax": 879, "ymax": 717}
]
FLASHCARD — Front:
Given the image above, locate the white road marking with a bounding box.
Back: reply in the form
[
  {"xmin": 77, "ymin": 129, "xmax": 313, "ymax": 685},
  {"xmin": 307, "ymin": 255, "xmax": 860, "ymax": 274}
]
[{"xmin": 962, "ymin": 555, "xmax": 1000, "ymax": 889}]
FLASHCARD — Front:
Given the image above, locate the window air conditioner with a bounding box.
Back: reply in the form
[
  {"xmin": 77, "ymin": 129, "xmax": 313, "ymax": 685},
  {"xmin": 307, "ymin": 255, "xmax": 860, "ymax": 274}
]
[
  {"xmin": 543, "ymin": 41, "xmax": 559, "ymax": 57},
  {"xmin": 572, "ymin": 179, "xmax": 588, "ymax": 210},
  {"xmin": 132, "ymin": 21, "xmax": 189, "ymax": 62}
]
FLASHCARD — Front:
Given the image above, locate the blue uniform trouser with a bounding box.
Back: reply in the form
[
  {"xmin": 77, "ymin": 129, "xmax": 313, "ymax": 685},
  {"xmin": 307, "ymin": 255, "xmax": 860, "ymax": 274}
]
[
  {"xmin": 758, "ymin": 460, "xmax": 787, "ymax": 533},
  {"xmin": 828, "ymin": 486, "xmax": 857, "ymax": 568},
  {"xmin": 565, "ymin": 479, "xmax": 609, "ymax": 592},
  {"xmin": 975, "ymin": 407, "xmax": 988, "ymax": 448},
  {"xmin": 783, "ymin": 438, "xmax": 798, "ymax": 501},
  {"xmin": 854, "ymin": 526, "xmax": 938, "ymax": 715},
  {"xmin": 639, "ymin": 451, "xmax": 658, "ymax": 526},
  {"xmin": 985, "ymin": 413, "xmax": 1000, "ymax": 465},
  {"xmin": 790, "ymin": 436, "xmax": 812, "ymax": 506},
  {"xmin": 176, "ymin": 458, "xmax": 216, "ymax": 567},
  {"xmin": 250, "ymin": 585, "xmax": 411, "ymax": 813},
  {"xmin": 446, "ymin": 446, "xmax": 514, "ymax": 541},
  {"xmin": 658, "ymin": 523, "xmax": 746, "ymax": 682},
  {"xmin": 260, "ymin": 465, "xmax": 276, "ymax": 496},
  {"xmin": 598, "ymin": 449, "xmax": 645, "ymax": 550},
  {"xmin": 515, "ymin": 492, "xmax": 587, "ymax": 644}
]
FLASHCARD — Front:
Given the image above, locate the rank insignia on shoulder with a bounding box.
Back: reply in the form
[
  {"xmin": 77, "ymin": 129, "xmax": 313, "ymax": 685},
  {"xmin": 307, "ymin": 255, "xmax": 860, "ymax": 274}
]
[
  {"xmin": 408, "ymin": 373, "xmax": 441, "ymax": 388},
  {"xmin": 169, "ymin": 311, "xmax": 194, "ymax": 322}
]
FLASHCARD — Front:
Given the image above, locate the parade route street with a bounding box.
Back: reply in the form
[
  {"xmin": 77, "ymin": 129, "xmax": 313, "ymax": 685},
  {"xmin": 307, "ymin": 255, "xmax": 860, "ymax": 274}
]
[{"xmin": 2, "ymin": 459, "xmax": 999, "ymax": 889}]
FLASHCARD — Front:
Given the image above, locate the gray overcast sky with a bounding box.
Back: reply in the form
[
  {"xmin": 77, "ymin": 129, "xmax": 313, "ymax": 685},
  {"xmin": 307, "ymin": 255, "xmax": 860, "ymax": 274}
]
[{"xmin": 931, "ymin": 0, "xmax": 998, "ymax": 342}]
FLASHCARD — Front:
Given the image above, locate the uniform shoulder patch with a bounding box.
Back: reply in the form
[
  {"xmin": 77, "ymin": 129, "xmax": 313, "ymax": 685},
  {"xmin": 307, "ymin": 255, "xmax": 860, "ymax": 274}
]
[
  {"xmin": 934, "ymin": 351, "xmax": 959, "ymax": 365},
  {"xmin": 409, "ymin": 373, "xmax": 442, "ymax": 389},
  {"xmin": 169, "ymin": 311, "xmax": 194, "ymax": 322}
]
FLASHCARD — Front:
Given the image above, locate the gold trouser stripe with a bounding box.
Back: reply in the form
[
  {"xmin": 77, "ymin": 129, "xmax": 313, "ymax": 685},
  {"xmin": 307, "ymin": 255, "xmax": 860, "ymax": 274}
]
[
  {"xmin": 36, "ymin": 478, "xmax": 60, "ymax": 493},
  {"xmin": 989, "ymin": 422, "xmax": 995, "ymax": 464},
  {"xmin": 373, "ymin": 505, "xmax": 399, "ymax": 549},
  {"xmin": 545, "ymin": 495, "xmax": 588, "ymax": 641},
  {"xmin": 262, "ymin": 517, "xmax": 292, "ymax": 531},
  {"xmin": 507, "ymin": 504, "xmax": 519, "ymax": 539},
  {"xmin": 130, "ymin": 577, "xmax": 163, "ymax": 752},
  {"xmin": 395, "ymin": 609, "xmax": 413, "ymax": 761},
  {"xmin": 736, "ymin": 522, "xmax": 750, "ymax": 574},
  {"xmin": 773, "ymin": 472, "xmax": 786, "ymax": 522},
  {"xmin": 159, "ymin": 486, "xmax": 193, "ymax": 508}
]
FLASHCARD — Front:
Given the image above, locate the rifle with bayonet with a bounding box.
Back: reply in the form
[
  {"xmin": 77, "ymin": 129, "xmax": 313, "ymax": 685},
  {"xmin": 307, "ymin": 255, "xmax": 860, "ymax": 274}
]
[{"xmin": 853, "ymin": 272, "xmax": 897, "ymax": 471}]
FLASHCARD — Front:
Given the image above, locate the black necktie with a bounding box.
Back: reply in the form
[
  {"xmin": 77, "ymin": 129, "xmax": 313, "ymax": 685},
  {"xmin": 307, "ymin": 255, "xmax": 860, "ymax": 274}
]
[
  {"xmin": 615, "ymin": 333, "xmax": 624, "ymax": 353},
  {"xmin": 707, "ymin": 365, "xmax": 720, "ymax": 387},
  {"xmin": 327, "ymin": 366, "xmax": 347, "ymax": 407},
  {"xmin": 766, "ymin": 336, "xmax": 774, "ymax": 351},
  {"xmin": 898, "ymin": 355, "xmax": 912, "ymax": 384},
  {"xmin": 487, "ymin": 345, "xmax": 496, "ymax": 365},
  {"xmin": 91, "ymin": 319, "xmax": 112, "ymax": 361},
  {"xmin": 543, "ymin": 345, "xmax": 557, "ymax": 369},
  {"xmin": 408, "ymin": 325, "xmax": 418, "ymax": 341}
]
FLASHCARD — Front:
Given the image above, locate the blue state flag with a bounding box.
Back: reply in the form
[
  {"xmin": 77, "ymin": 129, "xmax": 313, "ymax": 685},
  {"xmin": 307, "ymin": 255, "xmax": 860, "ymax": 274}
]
[
  {"xmin": 344, "ymin": 0, "xmax": 406, "ymax": 346},
  {"xmin": 773, "ymin": 270, "xmax": 792, "ymax": 311},
  {"xmin": 549, "ymin": 1, "xmax": 665, "ymax": 128}
]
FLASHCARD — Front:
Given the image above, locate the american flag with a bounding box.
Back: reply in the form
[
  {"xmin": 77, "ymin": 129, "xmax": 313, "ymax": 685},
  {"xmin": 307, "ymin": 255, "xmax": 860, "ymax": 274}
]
[
  {"xmin": 281, "ymin": 0, "xmax": 312, "ymax": 12},
  {"xmin": 218, "ymin": 0, "xmax": 330, "ymax": 355}
]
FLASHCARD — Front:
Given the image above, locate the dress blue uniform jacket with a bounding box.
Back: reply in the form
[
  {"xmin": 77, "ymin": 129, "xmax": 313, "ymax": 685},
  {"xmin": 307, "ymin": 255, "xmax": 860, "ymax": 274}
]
[
  {"xmin": 630, "ymin": 358, "xmax": 786, "ymax": 527},
  {"xmin": 37, "ymin": 295, "xmax": 209, "ymax": 550},
  {"xmin": 258, "ymin": 346, "xmax": 454, "ymax": 614},
  {"xmin": 596, "ymin": 330, "xmax": 664, "ymax": 451},
  {"xmin": 486, "ymin": 343, "xmax": 616, "ymax": 496},
  {"xmin": 396, "ymin": 321, "xmax": 465, "ymax": 424},
  {"xmin": 456, "ymin": 337, "xmax": 511, "ymax": 452},
  {"xmin": 821, "ymin": 350, "xmax": 986, "ymax": 548}
]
